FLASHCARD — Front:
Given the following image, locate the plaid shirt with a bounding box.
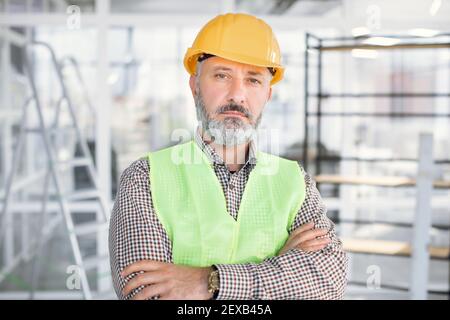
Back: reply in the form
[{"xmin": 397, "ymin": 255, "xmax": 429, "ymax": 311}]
[{"xmin": 109, "ymin": 130, "xmax": 348, "ymax": 300}]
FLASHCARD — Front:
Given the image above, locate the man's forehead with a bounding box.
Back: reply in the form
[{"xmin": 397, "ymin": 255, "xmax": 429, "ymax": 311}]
[{"xmin": 203, "ymin": 56, "xmax": 269, "ymax": 75}]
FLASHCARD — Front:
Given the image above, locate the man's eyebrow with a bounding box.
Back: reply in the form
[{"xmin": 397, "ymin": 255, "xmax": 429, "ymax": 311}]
[
  {"xmin": 212, "ymin": 66, "xmax": 265, "ymax": 77},
  {"xmin": 212, "ymin": 66, "xmax": 233, "ymax": 72},
  {"xmin": 247, "ymin": 70, "xmax": 264, "ymax": 77}
]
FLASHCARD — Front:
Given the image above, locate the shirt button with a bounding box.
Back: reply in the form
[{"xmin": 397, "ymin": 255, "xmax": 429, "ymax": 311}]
[{"xmin": 229, "ymin": 184, "xmax": 235, "ymax": 190}]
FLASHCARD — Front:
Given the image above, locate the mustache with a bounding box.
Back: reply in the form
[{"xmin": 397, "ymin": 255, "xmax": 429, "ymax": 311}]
[{"xmin": 216, "ymin": 103, "xmax": 252, "ymax": 120}]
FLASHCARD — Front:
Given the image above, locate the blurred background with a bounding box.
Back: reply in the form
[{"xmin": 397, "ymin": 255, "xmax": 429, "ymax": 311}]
[{"xmin": 0, "ymin": 0, "xmax": 449, "ymax": 300}]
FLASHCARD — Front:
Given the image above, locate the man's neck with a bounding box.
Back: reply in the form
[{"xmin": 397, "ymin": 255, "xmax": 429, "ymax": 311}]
[{"xmin": 199, "ymin": 129, "xmax": 249, "ymax": 173}]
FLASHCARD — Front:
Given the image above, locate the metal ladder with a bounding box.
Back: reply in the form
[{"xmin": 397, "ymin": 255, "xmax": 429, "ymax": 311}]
[{"xmin": 0, "ymin": 41, "xmax": 111, "ymax": 299}]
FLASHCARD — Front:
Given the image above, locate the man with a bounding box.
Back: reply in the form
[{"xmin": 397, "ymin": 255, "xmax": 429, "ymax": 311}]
[{"xmin": 109, "ymin": 13, "xmax": 348, "ymax": 300}]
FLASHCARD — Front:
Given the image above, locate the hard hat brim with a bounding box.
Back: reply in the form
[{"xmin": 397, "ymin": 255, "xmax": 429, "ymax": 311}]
[{"xmin": 184, "ymin": 48, "xmax": 284, "ymax": 86}]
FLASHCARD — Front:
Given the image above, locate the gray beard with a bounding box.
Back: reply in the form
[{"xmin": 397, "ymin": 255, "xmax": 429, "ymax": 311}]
[{"xmin": 194, "ymin": 90, "xmax": 261, "ymax": 146}]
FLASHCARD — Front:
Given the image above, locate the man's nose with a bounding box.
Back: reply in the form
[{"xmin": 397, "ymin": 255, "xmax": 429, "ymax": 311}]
[{"xmin": 226, "ymin": 78, "xmax": 246, "ymax": 105}]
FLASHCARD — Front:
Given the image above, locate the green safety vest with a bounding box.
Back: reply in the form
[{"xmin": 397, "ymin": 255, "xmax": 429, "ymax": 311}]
[{"xmin": 147, "ymin": 140, "xmax": 306, "ymax": 267}]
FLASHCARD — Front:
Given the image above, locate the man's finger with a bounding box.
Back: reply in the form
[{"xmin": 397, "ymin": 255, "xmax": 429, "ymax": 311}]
[
  {"xmin": 132, "ymin": 284, "xmax": 167, "ymax": 300},
  {"xmin": 289, "ymin": 228, "xmax": 329, "ymax": 247},
  {"xmin": 122, "ymin": 272, "xmax": 164, "ymax": 296},
  {"xmin": 300, "ymin": 237, "xmax": 331, "ymax": 248},
  {"xmin": 290, "ymin": 222, "xmax": 314, "ymax": 237},
  {"xmin": 297, "ymin": 228, "xmax": 329, "ymax": 243},
  {"xmin": 121, "ymin": 260, "xmax": 167, "ymax": 277}
]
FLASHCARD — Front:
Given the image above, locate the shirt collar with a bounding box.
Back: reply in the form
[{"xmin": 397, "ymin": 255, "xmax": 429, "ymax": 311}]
[{"xmin": 194, "ymin": 127, "xmax": 258, "ymax": 167}]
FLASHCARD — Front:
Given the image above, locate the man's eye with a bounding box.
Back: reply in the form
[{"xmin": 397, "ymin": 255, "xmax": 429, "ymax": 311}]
[
  {"xmin": 215, "ymin": 73, "xmax": 227, "ymax": 79},
  {"xmin": 249, "ymin": 78, "xmax": 261, "ymax": 85}
]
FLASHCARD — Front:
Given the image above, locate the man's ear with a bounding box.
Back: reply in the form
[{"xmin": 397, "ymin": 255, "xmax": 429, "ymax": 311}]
[{"xmin": 189, "ymin": 75, "xmax": 197, "ymax": 97}]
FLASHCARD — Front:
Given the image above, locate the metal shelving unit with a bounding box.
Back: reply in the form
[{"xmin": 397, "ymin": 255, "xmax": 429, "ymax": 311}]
[
  {"xmin": 303, "ymin": 32, "xmax": 450, "ymax": 174},
  {"xmin": 303, "ymin": 32, "xmax": 450, "ymax": 299}
]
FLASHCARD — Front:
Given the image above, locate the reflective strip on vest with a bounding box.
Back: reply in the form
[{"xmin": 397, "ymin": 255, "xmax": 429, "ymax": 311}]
[{"xmin": 147, "ymin": 140, "xmax": 306, "ymax": 267}]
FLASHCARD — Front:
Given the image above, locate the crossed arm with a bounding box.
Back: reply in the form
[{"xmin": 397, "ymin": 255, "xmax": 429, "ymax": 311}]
[{"xmin": 109, "ymin": 159, "xmax": 348, "ymax": 300}]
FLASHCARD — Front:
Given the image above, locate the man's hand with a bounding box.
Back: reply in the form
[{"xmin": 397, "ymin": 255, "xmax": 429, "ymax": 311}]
[
  {"xmin": 278, "ymin": 221, "xmax": 331, "ymax": 256},
  {"xmin": 121, "ymin": 260, "xmax": 213, "ymax": 300}
]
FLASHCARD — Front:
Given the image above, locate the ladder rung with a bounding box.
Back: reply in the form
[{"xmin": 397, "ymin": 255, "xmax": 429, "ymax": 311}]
[
  {"xmin": 57, "ymin": 158, "xmax": 91, "ymax": 168},
  {"xmin": 66, "ymin": 189, "xmax": 100, "ymax": 201},
  {"xmin": 82, "ymin": 254, "xmax": 110, "ymax": 270},
  {"xmin": 74, "ymin": 221, "xmax": 109, "ymax": 236}
]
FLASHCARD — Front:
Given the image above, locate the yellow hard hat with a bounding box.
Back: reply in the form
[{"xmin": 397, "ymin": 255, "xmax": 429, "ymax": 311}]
[{"xmin": 184, "ymin": 13, "xmax": 284, "ymax": 85}]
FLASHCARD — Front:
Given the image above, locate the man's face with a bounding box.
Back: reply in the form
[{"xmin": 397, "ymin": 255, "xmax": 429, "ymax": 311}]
[{"xmin": 189, "ymin": 56, "xmax": 273, "ymax": 146}]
